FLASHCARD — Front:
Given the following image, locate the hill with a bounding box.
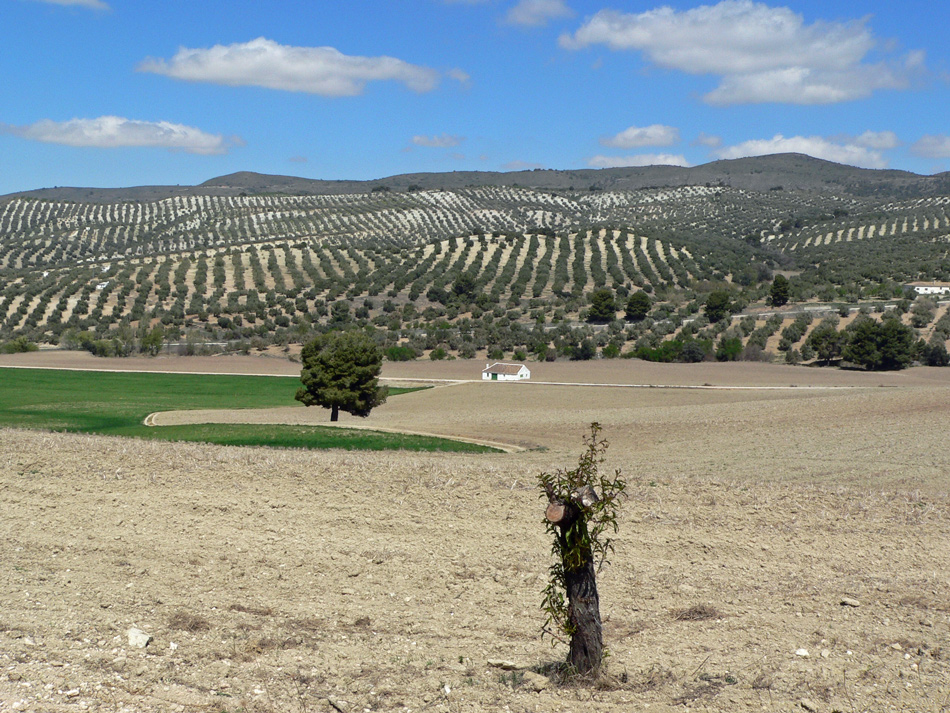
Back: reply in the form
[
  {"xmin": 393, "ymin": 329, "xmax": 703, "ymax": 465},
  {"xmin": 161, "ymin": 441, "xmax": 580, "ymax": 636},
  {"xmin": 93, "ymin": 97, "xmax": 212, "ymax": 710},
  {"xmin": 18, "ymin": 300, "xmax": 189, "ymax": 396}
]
[
  {"xmin": 0, "ymin": 153, "xmax": 948, "ymax": 364},
  {"xmin": 7, "ymin": 153, "xmax": 950, "ymax": 203}
]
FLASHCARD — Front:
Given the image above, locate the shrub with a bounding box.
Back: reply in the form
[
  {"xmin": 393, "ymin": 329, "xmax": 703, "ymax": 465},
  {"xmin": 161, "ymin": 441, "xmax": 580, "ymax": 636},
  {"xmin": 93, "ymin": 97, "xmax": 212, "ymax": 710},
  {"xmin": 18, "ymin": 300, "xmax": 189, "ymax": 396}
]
[
  {"xmin": 716, "ymin": 336, "xmax": 743, "ymax": 361},
  {"xmin": 921, "ymin": 341, "xmax": 950, "ymax": 366},
  {"xmin": 384, "ymin": 345, "xmax": 416, "ymax": 361},
  {"xmin": 570, "ymin": 339, "xmax": 597, "ymax": 361},
  {"xmin": 1, "ymin": 337, "xmax": 38, "ymax": 354}
]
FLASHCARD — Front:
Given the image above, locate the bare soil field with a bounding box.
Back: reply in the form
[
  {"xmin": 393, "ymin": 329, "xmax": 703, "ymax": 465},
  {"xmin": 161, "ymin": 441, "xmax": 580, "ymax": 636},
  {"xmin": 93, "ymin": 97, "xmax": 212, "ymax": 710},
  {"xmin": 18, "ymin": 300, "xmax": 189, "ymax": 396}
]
[{"xmin": 2, "ymin": 353, "xmax": 949, "ymax": 712}]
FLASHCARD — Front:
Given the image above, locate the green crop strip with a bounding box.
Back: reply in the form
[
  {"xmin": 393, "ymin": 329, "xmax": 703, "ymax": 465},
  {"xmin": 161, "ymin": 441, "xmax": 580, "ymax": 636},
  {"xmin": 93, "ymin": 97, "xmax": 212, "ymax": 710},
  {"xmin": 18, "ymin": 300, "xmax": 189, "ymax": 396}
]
[{"xmin": 0, "ymin": 368, "xmax": 497, "ymax": 453}]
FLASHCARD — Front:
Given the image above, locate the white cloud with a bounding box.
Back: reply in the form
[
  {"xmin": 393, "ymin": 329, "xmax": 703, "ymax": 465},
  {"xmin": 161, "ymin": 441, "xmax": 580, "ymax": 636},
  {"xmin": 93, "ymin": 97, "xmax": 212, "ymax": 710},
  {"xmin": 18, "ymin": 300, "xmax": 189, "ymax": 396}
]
[
  {"xmin": 29, "ymin": 0, "xmax": 109, "ymax": 9},
  {"xmin": 448, "ymin": 68, "xmax": 472, "ymax": 86},
  {"xmin": 1, "ymin": 116, "xmax": 232, "ymax": 155},
  {"xmin": 911, "ymin": 135, "xmax": 950, "ymax": 159},
  {"xmin": 600, "ymin": 124, "xmax": 679, "ymax": 149},
  {"xmin": 704, "ymin": 65, "xmax": 908, "ymax": 105},
  {"xmin": 412, "ymin": 134, "xmax": 464, "ymax": 148},
  {"xmin": 854, "ymin": 130, "xmax": 899, "ymax": 150},
  {"xmin": 138, "ymin": 38, "xmax": 441, "ymax": 96},
  {"xmin": 588, "ymin": 154, "xmax": 690, "ymax": 168},
  {"xmin": 505, "ymin": 0, "xmax": 573, "ymax": 27},
  {"xmin": 694, "ymin": 132, "xmax": 722, "ymax": 148},
  {"xmin": 714, "ymin": 134, "xmax": 887, "ymax": 169},
  {"xmin": 560, "ymin": 1, "xmax": 923, "ymax": 105}
]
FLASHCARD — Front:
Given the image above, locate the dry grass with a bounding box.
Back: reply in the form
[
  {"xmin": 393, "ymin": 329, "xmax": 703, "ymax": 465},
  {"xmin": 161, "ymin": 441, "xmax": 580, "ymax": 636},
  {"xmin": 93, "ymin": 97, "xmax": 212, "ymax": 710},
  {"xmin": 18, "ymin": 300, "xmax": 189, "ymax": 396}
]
[
  {"xmin": 167, "ymin": 610, "xmax": 212, "ymax": 632},
  {"xmin": 672, "ymin": 604, "xmax": 722, "ymax": 621}
]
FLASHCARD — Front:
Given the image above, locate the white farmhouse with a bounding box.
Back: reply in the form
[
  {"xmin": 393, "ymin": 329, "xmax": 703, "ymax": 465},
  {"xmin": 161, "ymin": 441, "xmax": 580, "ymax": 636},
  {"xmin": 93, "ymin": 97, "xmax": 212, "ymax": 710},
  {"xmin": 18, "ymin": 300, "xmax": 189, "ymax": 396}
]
[
  {"xmin": 482, "ymin": 362, "xmax": 530, "ymax": 381},
  {"xmin": 908, "ymin": 281, "xmax": 950, "ymax": 296}
]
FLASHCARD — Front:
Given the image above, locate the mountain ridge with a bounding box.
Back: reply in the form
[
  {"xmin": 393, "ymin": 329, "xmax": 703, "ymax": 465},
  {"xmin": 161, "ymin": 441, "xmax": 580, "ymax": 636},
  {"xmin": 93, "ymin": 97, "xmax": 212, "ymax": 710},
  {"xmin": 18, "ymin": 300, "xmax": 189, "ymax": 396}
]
[{"xmin": 6, "ymin": 153, "xmax": 950, "ymax": 203}]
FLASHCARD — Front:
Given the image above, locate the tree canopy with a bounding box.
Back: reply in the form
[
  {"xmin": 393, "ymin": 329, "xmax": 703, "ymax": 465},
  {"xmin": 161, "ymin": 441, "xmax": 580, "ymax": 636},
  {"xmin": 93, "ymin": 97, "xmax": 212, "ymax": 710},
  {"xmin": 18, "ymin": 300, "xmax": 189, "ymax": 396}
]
[
  {"xmin": 842, "ymin": 317, "xmax": 916, "ymax": 371},
  {"xmin": 296, "ymin": 331, "xmax": 388, "ymax": 421},
  {"xmin": 624, "ymin": 291, "xmax": 652, "ymax": 321},
  {"xmin": 806, "ymin": 318, "xmax": 844, "ymax": 365},
  {"xmin": 769, "ymin": 275, "xmax": 790, "ymax": 307},
  {"xmin": 704, "ymin": 290, "xmax": 732, "ymax": 323},
  {"xmin": 586, "ymin": 288, "xmax": 617, "ymax": 324}
]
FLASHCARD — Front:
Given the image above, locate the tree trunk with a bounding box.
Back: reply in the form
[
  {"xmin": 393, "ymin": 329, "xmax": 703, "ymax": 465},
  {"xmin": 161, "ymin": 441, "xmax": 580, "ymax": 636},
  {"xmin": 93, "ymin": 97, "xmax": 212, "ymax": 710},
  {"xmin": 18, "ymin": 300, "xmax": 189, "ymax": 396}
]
[
  {"xmin": 565, "ymin": 552, "xmax": 603, "ymax": 675},
  {"xmin": 550, "ymin": 508, "xmax": 603, "ymax": 676},
  {"xmin": 330, "ymin": 404, "xmax": 339, "ymax": 422}
]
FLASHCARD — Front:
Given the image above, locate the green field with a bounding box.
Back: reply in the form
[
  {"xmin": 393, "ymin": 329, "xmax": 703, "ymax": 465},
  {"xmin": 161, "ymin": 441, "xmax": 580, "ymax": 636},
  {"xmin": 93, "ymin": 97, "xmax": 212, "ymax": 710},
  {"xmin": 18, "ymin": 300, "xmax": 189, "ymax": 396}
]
[{"xmin": 0, "ymin": 368, "xmax": 497, "ymax": 452}]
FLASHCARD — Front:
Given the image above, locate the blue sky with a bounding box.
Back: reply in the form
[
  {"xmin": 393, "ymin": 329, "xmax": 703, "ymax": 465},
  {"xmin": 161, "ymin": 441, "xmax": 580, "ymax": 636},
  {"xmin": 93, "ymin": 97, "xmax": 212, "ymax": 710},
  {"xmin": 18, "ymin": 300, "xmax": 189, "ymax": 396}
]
[{"xmin": 2, "ymin": 0, "xmax": 948, "ymax": 194}]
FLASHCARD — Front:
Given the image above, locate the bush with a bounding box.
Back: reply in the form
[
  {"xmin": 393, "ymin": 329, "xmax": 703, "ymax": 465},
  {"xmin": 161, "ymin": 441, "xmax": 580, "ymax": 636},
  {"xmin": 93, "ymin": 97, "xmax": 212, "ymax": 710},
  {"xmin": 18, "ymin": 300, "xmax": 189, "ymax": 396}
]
[
  {"xmin": 716, "ymin": 336, "xmax": 743, "ymax": 361},
  {"xmin": 911, "ymin": 298, "xmax": 936, "ymax": 328},
  {"xmin": 0, "ymin": 337, "xmax": 38, "ymax": 354},
  {"xmin": 570, "ymin": 339, "xmax": 597, "ymax": 361},
  {"xmin": 921, "ymin": 341, "xmax": 950, "ymax": 366},
  {"xmin": 384, "ymin": 345, "xmax": 417, "ymax": 361}
]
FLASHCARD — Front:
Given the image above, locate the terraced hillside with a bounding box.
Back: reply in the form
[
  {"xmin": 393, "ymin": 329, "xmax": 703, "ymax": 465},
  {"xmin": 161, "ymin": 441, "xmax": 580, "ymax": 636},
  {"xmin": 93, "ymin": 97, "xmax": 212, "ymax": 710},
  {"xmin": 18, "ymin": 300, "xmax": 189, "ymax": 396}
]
[{"xmin": 1, "ymin": 156, "xmax": 949, "ymax": 363}]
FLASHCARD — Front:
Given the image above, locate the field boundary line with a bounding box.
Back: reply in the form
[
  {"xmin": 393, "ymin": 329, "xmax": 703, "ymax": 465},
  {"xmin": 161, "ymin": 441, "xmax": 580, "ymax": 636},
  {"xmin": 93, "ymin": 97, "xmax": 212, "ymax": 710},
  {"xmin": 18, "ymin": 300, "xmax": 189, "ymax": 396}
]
[
  {"xmin": 519, "ymin": 380, "xmax": 870, "ymax": 390},
  {"xmin": 0, "ymin": 363, "xmax": 893, "ymax": 390},
  {"xmin": 380, "ymin": 377, "xmax": 872, "ymax": 390},
  {"xmin": 0, "ymin": 364, "xmax": 300, "ymax": 378}
]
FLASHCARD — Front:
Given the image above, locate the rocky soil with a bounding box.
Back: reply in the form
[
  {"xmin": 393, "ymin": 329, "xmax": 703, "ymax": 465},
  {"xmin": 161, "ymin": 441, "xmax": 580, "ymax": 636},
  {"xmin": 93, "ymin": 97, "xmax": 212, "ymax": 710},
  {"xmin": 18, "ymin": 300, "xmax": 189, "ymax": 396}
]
[{"xmin": 1, "ymin": 355, "xmax": 949, "ymax": 712}]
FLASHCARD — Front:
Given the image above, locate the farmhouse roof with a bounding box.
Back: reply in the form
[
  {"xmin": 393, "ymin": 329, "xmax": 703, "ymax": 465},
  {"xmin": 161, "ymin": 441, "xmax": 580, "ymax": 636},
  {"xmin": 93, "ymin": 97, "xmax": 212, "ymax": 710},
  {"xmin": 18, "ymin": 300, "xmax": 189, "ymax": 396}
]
[
  {"xmin": 483, "ymin": 362, "xmax": 527, "ymax": 375},
  {"xmin": 907, "ymin": 281, "xmax": 950, "ymax": 287}
]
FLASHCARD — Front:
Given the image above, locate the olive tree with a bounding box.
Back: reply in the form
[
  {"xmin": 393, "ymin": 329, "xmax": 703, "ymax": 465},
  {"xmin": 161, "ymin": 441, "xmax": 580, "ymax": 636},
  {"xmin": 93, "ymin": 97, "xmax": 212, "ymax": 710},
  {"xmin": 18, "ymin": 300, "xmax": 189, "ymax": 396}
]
[{"xmin": 538, "ymin": 423, "xmax": 626, "ymax": 676}]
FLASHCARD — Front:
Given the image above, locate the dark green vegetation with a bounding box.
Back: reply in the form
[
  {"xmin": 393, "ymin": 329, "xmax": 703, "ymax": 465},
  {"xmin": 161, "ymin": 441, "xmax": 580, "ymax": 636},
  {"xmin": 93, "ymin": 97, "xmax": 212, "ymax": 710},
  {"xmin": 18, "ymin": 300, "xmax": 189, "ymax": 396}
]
[
  {"xmin": 0, "ymin": 368, "xmax": 492, "ymax": 452},
  {"xmin": 1, "ymin": 154, "xmax": 948, "ymax": 369},
  {"xmin": 128, "ymin": 422, "xmax": 494, "ymax": 452},
  {"xmin": 296, "ymin": 331, "xmax": 387, "ymax": 421}
]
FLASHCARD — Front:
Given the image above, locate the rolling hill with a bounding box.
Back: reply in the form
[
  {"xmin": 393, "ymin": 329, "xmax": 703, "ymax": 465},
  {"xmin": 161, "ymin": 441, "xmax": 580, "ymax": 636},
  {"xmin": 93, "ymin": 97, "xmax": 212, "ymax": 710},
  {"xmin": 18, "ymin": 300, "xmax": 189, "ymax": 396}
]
[{"xmin": 0, "ymin": 153, "xmax": 948, "ymax": 362}]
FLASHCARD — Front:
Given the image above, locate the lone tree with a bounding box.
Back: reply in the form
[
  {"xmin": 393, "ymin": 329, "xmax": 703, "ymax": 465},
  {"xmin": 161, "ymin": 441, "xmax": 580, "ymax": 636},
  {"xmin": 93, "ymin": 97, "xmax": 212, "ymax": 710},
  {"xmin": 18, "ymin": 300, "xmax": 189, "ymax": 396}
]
[
  {"xmin": 539, "ymin": 423, "xmax": 626, "ymax": 676},
  {"xmin": 296, "ymin": 331, "xmax": 388, "ymax": 422}
]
